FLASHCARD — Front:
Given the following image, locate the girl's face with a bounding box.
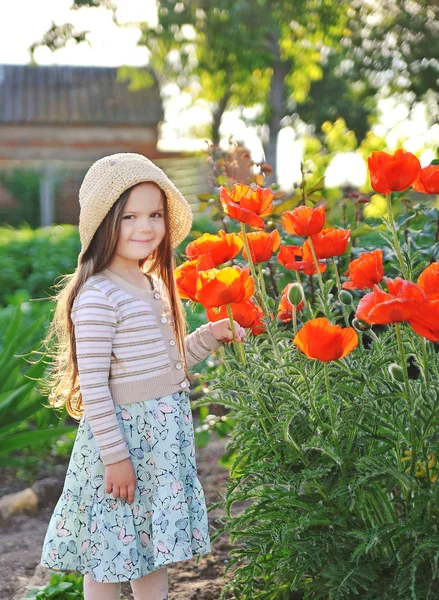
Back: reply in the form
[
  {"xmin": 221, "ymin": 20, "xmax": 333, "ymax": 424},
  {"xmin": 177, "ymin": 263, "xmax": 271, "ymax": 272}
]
[{"xmin": 112, "ymin": 182, "xmax": 166, "ymax": 267}]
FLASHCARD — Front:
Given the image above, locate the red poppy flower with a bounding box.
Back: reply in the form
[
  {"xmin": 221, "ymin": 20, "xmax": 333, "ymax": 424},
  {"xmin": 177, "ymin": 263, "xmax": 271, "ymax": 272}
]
[
  {"xmin": 277, "ymin": 283, "xmax": 305, "ymax": 323},
  {"xmin": 356, "ymin": 278, "xmax": 426, "ymax": 325},
  {"xmin": 281, "ymin": 205, "xmax": 325, "ymax": 237},
  {"xmin": 241, "ymin": 229, "xmax": 281, "ymax": 263},
  {"xmin": 302, "ymin": 228, "xmax": 351, "ymax": 260},
  {"xmin": 174, "ymin": 255, "xmax": 216, "ymax": 301},
  {"xmin": 186, "ymin": 230, "xmax": 243, "ymax": 266},
  {"xmin": 294, "ymin": 317, "xmax": 358, "ymax": 362},
  {"xmin": 206, "ymin": 300, "xmax": 265, "ymax": 335},
  {"xmin": 220, "ymin": 184, "xmax": 274, "ymax": 229},
  {"xmin": 417, "ymin": 262, "xmax": 439, "ymax": 300},
  {"xmin": 413, "ymin": 165, "xmax": 439, "ymax": 195},
  {"xmin": 277, "ymin": 245, "xmax": 327, "ymax": 275},
  {"xmin": 367, "ymin": 149, "xmax": 421, "ymax": 194},
  {"xmin": 195, "ymin": 265, "xmax": 254, "ymax": 308},
  {"xmin": 409, "ymin": 299, "xmax": 439, "ymax": 342},
  {"xmin": 342, "ymin": 249, "xmax": 384, "ymax": 290}
]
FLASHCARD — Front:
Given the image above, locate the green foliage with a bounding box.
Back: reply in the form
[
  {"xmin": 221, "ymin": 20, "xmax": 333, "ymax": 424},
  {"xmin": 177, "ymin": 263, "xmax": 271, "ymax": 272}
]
[
  {"xmin": 192, "ymin": 166, "xmax": 439, "ymax": 597},
  {"xmin": 0, "ymin": 169, "xmax": 41, "ymax": 228},
  {"xmin": 200, "ymin": 311, "xmax": 439, "ymax": 597},
  {"xmin": 23, "ymin": 571, "xmax": 84, "ymax": 599},
  {"xmin": 0, "ymin": 304, "xmax": 75, "ymax": 468},
  {"xmin": 0, "ymin": 224, "xmax": 80, "ymax": 307}
]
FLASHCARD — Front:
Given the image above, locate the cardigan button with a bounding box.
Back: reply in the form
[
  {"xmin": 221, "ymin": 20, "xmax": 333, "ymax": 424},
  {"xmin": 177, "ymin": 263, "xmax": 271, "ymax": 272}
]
[
  {"xmin": 169, "ymin": 340, "xmax": 176, "ymax": 346},
  {"xmin": 176, "ymin": 363, "xmax": 182, "ymax": 370},
  {"xmin": 160, "ymin": 316, "xmax": 168, "ymax": 324},
  {"xmin": 180, "ymin": 381, "xmax": 187, "ymax": 388},
  {"xmin": 153, "ymin": 292, "xmax": 160, "ymax": 300}
]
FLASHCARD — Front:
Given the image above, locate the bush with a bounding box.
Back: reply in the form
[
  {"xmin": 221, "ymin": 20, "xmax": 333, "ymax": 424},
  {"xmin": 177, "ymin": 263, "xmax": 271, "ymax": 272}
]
[{"xmin": 185, "ymin": 147, "xmax": 439, "ymax": 598}]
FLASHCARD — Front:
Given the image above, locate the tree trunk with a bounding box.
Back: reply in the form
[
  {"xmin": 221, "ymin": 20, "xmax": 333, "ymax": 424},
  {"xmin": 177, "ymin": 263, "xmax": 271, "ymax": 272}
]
[
  {"xmin": 263, "ymin": 58, "xmax": 289, "ymax": 184},
  {"xmin": 211, "ymin": 91, "xmax": 231, "ymax": 146}
]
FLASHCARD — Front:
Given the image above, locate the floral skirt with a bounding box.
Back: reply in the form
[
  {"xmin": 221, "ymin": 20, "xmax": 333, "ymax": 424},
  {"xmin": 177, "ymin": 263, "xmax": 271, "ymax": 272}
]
[{"xmin": 40, "ymin": 391, "xmax": 211, "ymax": 583}]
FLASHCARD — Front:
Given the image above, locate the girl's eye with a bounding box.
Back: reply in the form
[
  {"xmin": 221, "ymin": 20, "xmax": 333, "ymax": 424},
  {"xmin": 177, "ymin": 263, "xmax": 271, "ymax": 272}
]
[{"xmin": 123, "ymin": 213, "xmax": 163, "ymax": 219}]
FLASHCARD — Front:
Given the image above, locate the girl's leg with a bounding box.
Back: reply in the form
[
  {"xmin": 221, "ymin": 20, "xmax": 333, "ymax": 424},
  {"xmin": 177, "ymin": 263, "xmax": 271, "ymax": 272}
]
[
  {"xmin": 129, "ymin": 567, "xmax": 168, "ymax": 600},
  {"xmin": 83, "ymin": 573, "xmax": 121, "ymax": 600}
]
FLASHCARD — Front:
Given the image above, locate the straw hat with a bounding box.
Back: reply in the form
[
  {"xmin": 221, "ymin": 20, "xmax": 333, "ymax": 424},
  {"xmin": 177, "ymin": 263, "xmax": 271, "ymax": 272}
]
[{"xmin": 77, "ymin": 153, "xmax": 193, "ymax": 264}]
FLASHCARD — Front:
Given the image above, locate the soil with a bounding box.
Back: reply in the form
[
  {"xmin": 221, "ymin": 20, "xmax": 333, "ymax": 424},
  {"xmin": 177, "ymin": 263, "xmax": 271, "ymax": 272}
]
[{"xmin": 0, "ymin": 430, "xmax": 248, "ymax": 600}]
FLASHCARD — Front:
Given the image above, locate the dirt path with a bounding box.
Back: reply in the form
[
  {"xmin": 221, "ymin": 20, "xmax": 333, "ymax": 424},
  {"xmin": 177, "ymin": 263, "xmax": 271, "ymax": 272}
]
[{"xmin": 0, "ymin": 433, "xmax": 244, "ymax": 600}]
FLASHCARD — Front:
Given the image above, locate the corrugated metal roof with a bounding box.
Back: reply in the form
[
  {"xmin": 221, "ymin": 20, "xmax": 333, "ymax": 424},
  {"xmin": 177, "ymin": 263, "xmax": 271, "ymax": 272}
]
[{"xmin": 0, "ymin": 64, "xmax": 163, "ymax": 125}]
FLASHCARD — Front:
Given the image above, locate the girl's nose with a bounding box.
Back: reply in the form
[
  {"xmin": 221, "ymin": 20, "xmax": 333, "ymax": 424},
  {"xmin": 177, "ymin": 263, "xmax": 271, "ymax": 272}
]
[{"xmin": 137, "ymin": 219, "xmax": 153, "ymax": 232}]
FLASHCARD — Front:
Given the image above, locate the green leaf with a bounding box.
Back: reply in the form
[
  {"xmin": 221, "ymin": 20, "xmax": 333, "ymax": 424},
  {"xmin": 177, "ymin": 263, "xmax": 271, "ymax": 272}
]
[{"xmin": 0, "ymin": 426, "xmax": 76, "ymax": 455}]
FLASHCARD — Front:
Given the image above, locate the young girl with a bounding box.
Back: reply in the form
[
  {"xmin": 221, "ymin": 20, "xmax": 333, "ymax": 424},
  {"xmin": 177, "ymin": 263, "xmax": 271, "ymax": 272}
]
[{"xmin": 39, "ymin": 153, "xmax": 246, "ymax": 600}]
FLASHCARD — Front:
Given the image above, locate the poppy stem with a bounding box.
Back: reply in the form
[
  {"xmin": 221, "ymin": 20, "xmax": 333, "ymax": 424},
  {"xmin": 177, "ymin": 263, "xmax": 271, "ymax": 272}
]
[
  {"xmin": 292, "ymin": 303, "xmax": 297, "ymax": 336},
  {"xmin": 386, "ymin": 193, "xmax": 408, "ymax": 279},
  {"xmin": 257, "ymin": 263, "xmax": 272, "ymax": 315},
  {"xmin": 225, "ymin": 303, "xmax": 245, "ymax": 364},
  {"xmin": 245, "ymin": 375, "xmax": 275, "ymax": 435},
  {"xmin": 240, "ymin": 222, "xmax": 270, "ymax": 316},
  {"xmin": 307, "ymin": 237, "xmax": 330, "ymax": 318},
  {"xmin": 292, "ymin": 307, "xmax": 313, "ymax": 400},
  {"xmin": 420, "ymin": 336, "xmax": 430, "ymax": 389},
  {"xmin": 394, "ymin": 322, "xmax": 415, "ymax": 476},
  {"xmin": 331, "ymin": 257, "xmax": 350, "ymax": 327},
  {"xmin": 323, "ymin": 362, "xmax": 336, "ymax": 433}
]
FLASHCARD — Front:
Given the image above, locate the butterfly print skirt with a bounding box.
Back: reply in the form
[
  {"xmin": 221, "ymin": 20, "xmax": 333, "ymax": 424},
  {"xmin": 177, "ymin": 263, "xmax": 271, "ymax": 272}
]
[{"xmin": 40, "ymin": 390, "xmax": 211, "ymax": 582}]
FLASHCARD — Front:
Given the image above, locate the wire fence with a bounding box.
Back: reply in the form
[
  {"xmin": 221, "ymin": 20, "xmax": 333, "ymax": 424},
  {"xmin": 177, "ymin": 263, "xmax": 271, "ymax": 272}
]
[{"xmin": 0, "ymin": 156, "xmax": 210, "ymax": 229}]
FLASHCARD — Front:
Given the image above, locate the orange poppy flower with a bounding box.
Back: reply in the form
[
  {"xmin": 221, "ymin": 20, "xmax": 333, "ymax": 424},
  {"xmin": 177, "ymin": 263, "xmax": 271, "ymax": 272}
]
[
  {"xmin": 409, "ymin": 299, "xmax": 439, "ymax": 342},
  {"xmin": 342, "ymin": 249, "xmax": 384, "ymax": 290},
  {"xmin": 220, "ymin": 184, "xmax": 274, "ymax": 229},
  {"xmin": 281, "ymin": 205, "xmax": 325, "ymax": 237},
  {"xmin": 195, "ymin": 265, "xmax": 254, "ymax": 308},
  {"xmin": 206, "ymin": 300, "xmax": 265, "ymax": 335},
  {"xmin": 367, "ymin": 149, "xmax": 421, "ymax": 194},
  {"xmin": 413, "ymin": 165, "xmax": 439, "ymax": 195},
  {"xmin": 185, "ymin": 230, "xmax": 243, "ymax": 266},
  {"xmin": 277, "ymin": 283, "xmax": 305, "ymax": 323},
  {"xmin": 385, "ymin": 277, "xmax": 427, "ymax": 301},
  {"xmin": 174, "ymin": 255, "xmax": 216, "ymax": 301},
  {"xmin": 294, "ymin": 317, "xmax": 358, "ymax": 362},
  {"xmin": 303, "ymin": 228, "xmax": 351, "ymax": 260},
  {"xmin": 240, "ymin": 229, "xmax": 281, "ymax": 264},
  {"xmin": 277, "ymin": 245, "xmax": 327, "ymax": 275},
  {"xmin": 417, "ymin": 262, "xmax": 439, "ymax": 300},
  {"xmin": 356, "ymin": 278, "xmax": 426, "ymax": 325}
]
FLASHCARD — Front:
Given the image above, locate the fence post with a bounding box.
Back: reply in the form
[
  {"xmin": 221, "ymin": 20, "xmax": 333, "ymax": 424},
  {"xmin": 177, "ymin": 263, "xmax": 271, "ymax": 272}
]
[{"xmin": 40, "ymin": 161, "xmax": 55, "ymax": 227}]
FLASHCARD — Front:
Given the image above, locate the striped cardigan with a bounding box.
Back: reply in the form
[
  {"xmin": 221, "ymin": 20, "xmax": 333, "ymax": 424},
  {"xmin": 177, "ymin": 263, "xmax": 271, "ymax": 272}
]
[{"xmin": 71, "ymin": 268, "xmax": 222, "ymax": 466}]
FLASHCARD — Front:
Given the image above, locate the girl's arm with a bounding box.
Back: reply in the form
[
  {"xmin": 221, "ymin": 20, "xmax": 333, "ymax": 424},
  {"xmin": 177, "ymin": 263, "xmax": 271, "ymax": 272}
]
[
  {"xmin": 72, "ymin": 286, "xmax": 130, "ymax": 466},
  {"xmin": 184, "ymin": 322, "xmax": 223, "ymax": 368}
]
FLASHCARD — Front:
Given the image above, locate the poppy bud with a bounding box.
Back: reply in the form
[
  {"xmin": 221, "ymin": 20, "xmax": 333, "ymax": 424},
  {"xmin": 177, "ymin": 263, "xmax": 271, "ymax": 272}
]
[
  {"xmin": 352, "ymin": 317, "xmax": 371, "ymax": 332},
  {"xmin": 388, "ymin": 362, "xmax": 405, "ymax": 383},
  {"xmin": 287, "ymin": 283, "xmax": 305, "ymax": 307},
  {"xmin": 339, "ymin": 290, "xmax": 353, "ymax": 305}
]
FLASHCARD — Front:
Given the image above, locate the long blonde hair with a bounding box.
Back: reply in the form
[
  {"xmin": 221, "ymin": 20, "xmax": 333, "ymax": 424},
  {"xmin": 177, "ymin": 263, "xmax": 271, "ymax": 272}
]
[{"xmin": 38, "ymin": 183, "xmax": 191, "ymax": 421}]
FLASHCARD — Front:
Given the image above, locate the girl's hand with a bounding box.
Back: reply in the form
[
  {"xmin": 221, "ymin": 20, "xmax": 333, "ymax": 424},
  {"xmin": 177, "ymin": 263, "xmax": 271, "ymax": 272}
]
[
  {"xmin": 209, "ymin": 319, "xmax": 247, "ymax": 344},
  {"xmin": 105, "ymin": 457, "xmax": 137, "ymax": 504}
]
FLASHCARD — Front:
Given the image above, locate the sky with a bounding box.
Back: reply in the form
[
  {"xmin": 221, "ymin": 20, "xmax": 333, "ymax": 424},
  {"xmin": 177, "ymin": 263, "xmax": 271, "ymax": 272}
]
[{"xmin": 0, "ymin": 0, "xmax": 437, "ymax": 190}]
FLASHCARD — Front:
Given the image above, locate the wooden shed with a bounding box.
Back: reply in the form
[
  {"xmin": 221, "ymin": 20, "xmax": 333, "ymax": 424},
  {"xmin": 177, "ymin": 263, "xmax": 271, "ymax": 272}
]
[{"xmin": 0, "ymin": 64, "xmax": 207, "ymax": 226}]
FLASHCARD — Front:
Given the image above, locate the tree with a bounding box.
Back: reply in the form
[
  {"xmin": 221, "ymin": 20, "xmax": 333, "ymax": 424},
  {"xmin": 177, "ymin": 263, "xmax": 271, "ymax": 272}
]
[
  {"xmin": 345, "ymin": 0, "xmax": 439, "ymax": 122},
  {"xmin": 135, "ymin": 0, "xmax": 350, "ymax": 177},
  {"xmin": 30, "ymin": 0, "xmax": 438, "ymax": 178},
  {"xmin": 30, "ymin": 0, "xmax": 349, "ymax": 179}
]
